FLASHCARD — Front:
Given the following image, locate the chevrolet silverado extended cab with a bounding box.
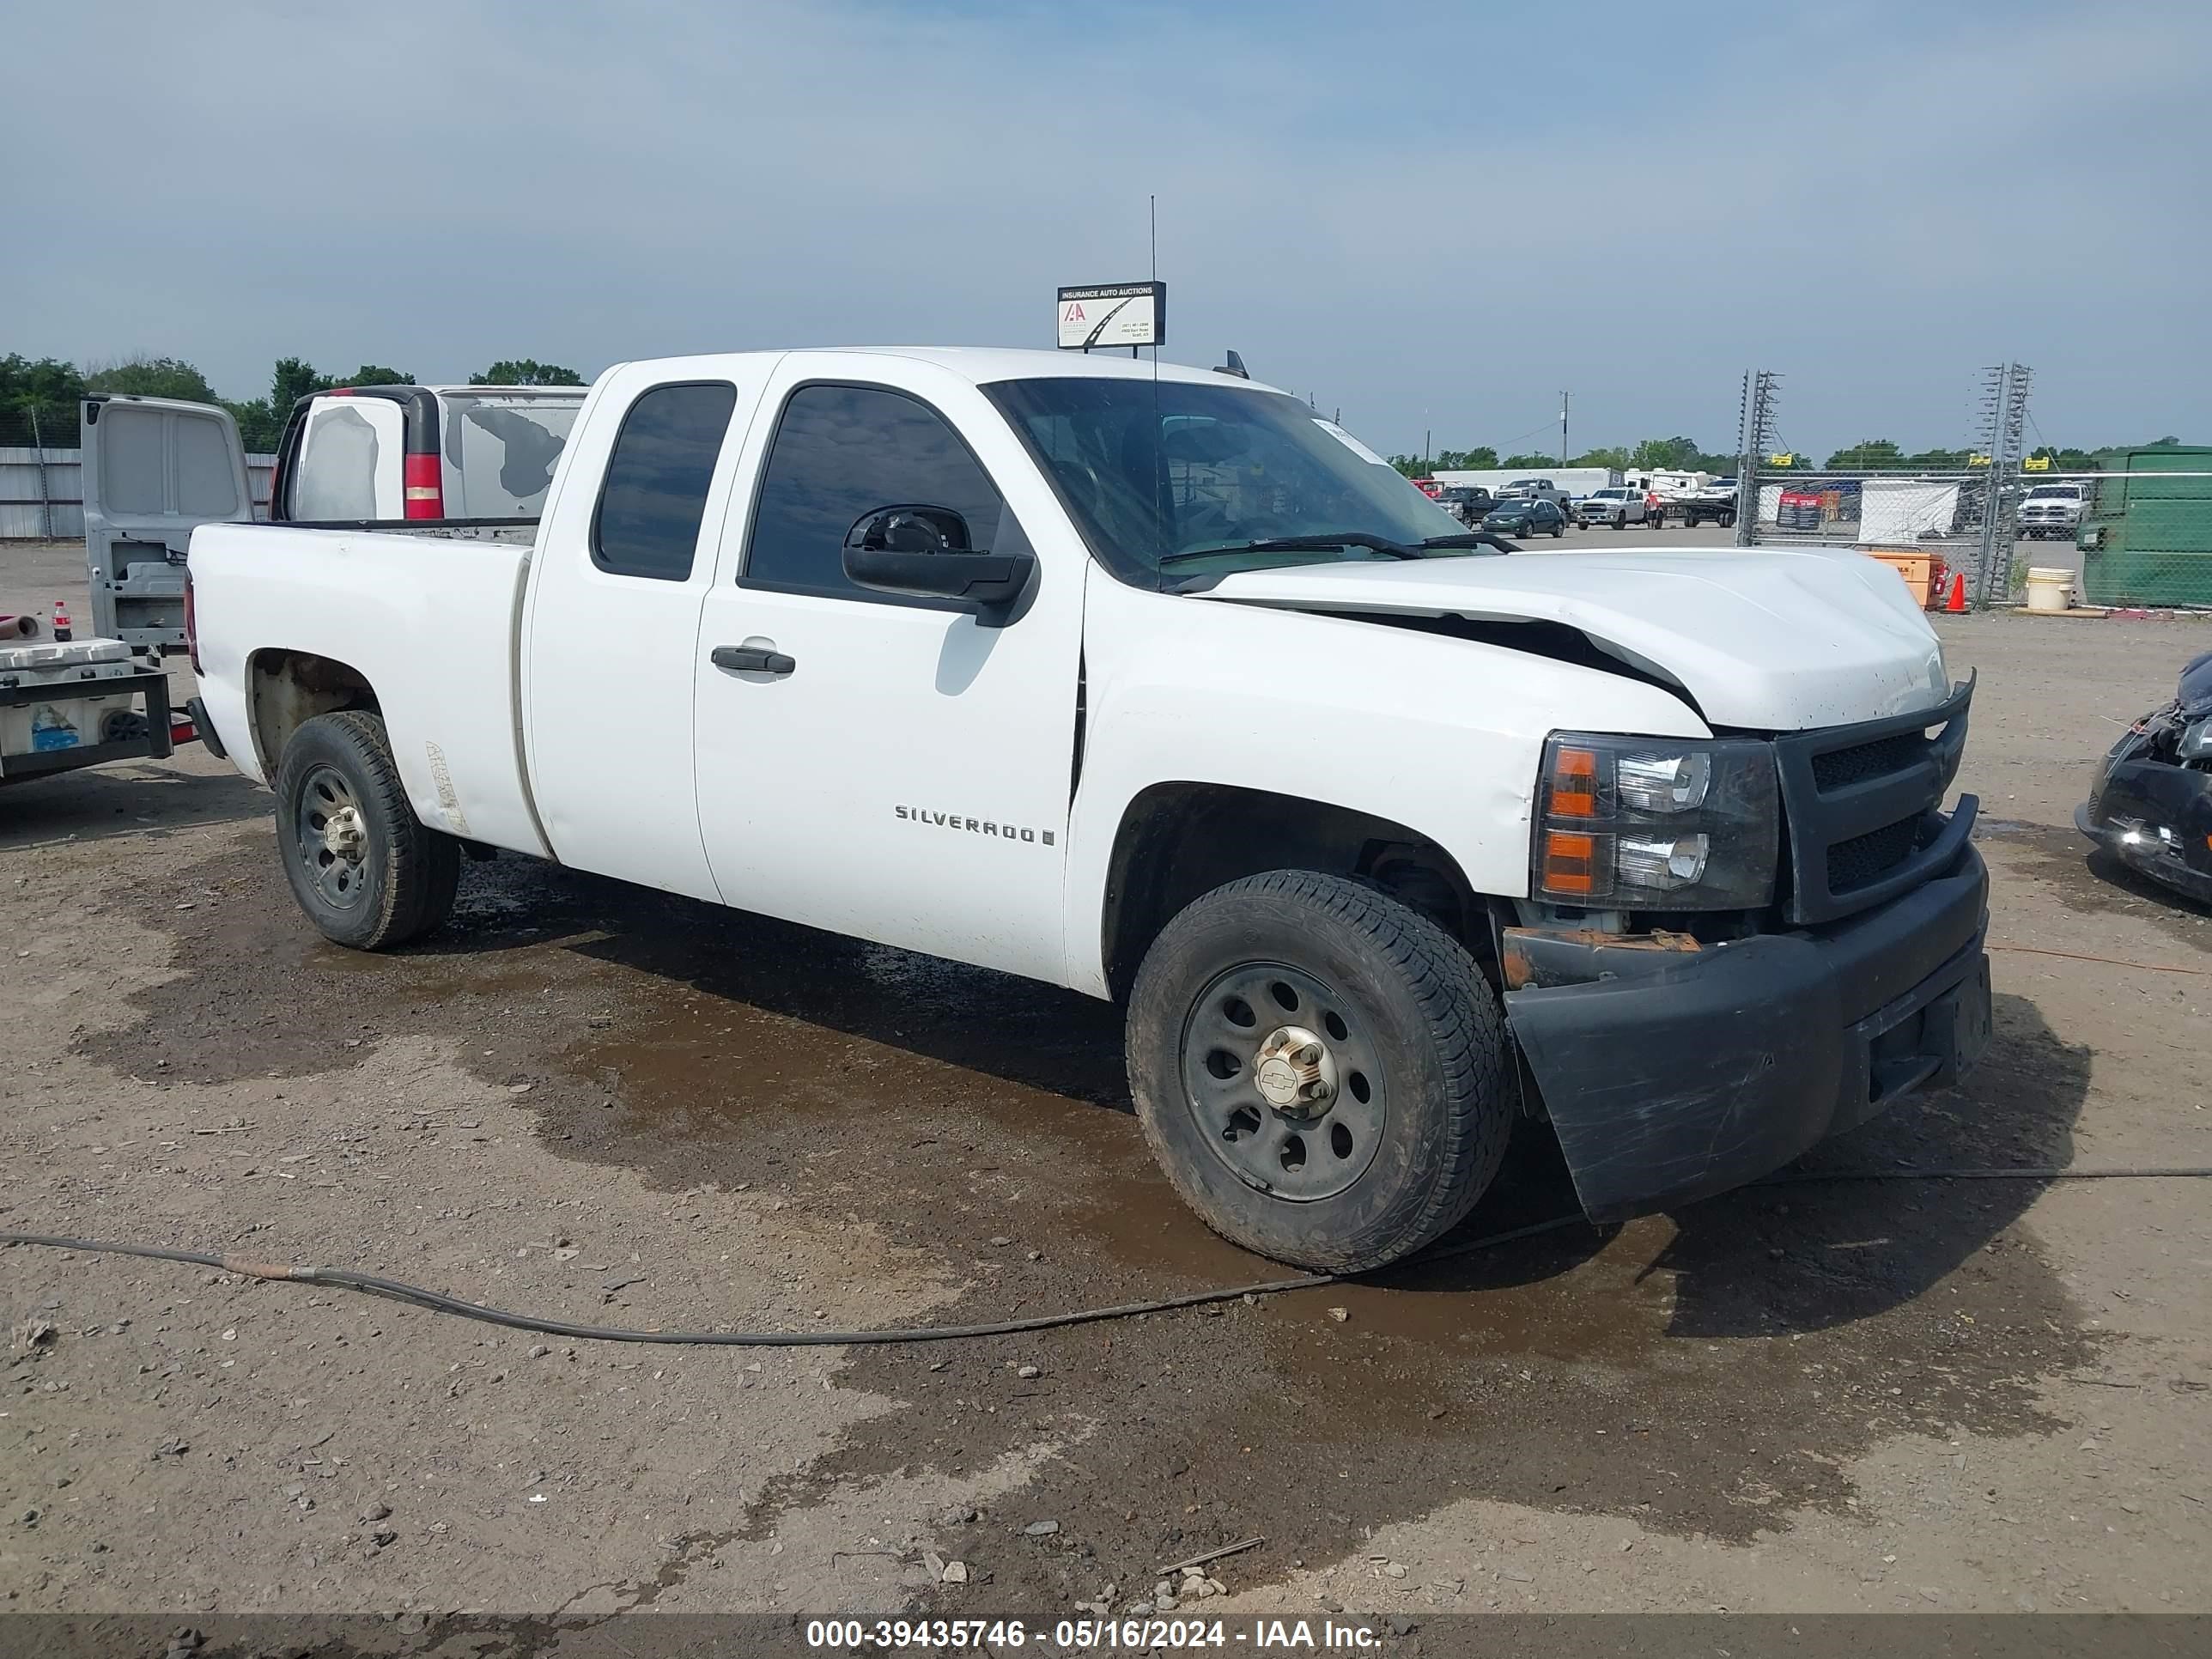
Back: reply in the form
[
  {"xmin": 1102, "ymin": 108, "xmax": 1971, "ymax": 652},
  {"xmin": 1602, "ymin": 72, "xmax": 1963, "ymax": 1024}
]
[{"xmin": 184, "ymin": 349, "xmax": 1991, "ymax": 1271}]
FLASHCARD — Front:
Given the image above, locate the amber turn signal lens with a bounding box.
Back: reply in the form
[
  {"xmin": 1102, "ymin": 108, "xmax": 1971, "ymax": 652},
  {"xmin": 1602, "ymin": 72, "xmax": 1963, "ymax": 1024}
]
[
  {"xmin": 1541, "ymin": 829, "xmax": 1601, "ymax": 896},
  {"xmin": 1549, "ymin": 745, "xmax": 1601, "ymax": 818}
]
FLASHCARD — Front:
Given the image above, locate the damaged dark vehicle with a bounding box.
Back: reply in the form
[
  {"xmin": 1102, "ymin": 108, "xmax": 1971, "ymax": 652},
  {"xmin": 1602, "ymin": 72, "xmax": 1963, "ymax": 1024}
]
[{"xmin": 2078, "ymin": 649, "xmax": 2212, "ymax": 905}]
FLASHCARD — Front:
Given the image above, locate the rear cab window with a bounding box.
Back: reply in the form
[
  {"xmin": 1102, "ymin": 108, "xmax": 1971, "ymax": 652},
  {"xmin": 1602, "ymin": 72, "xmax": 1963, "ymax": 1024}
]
[{"xmin": 591, "ymin": 382, "xmax": 739, "ymax": 580}]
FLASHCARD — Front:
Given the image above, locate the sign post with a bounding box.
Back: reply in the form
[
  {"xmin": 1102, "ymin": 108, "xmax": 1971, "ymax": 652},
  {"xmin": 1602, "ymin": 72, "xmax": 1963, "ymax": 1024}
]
[{"xmin": 1056, "ymin": 282, "xmax": 1165, "ymax": 353}]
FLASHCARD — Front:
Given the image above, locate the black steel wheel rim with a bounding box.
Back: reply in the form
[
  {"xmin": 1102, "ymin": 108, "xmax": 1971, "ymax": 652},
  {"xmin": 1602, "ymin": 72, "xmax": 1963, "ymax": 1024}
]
[{"xmin": 1178, "ymin": 961, "xmax": 1388, "ymax": 1201}]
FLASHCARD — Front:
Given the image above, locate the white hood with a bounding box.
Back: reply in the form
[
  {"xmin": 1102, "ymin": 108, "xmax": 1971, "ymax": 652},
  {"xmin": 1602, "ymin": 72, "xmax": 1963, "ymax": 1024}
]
[{"xmin": 1194, "ymin": 545, "xmax": 1951, "ymax": 731}]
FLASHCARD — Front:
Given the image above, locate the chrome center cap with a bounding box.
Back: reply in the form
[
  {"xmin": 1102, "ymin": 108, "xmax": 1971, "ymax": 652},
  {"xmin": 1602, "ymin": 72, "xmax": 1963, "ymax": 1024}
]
[
  {"xmin": 1253, "ymin": 1024, "xmax": 1336, "ymax": 1116},
  {"xmin": 323, "ymin": 806, "xmax": 367, "ymax": 862}
]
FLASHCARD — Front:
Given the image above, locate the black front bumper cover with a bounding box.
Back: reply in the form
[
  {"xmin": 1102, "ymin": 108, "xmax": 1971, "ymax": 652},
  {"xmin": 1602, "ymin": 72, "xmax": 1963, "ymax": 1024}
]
[{"xmin": 1502, "ymin": 831, "xmax": 1992, "ymax": 1221}]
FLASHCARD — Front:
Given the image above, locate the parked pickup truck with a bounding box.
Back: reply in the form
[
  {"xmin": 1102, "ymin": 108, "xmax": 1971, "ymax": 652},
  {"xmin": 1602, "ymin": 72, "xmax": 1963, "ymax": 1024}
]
[
  {"xmin": 1573, "ymin": 487, "xmax": 1648, "ymax": 529},
  {"xmin": 2016, "ymin": 482, "xmax": 2087, "ymax": 540},
  {"xmin": 185, "ymin": 348, "xmax": 1991, "ymax": 1272}
]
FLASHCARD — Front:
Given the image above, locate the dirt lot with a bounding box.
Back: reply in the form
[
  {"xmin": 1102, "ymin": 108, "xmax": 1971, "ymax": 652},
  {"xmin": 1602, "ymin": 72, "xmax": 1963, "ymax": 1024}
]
[{"xmin": 3, "ymin": 538, "xmax": 2209, "ymax": 1639}]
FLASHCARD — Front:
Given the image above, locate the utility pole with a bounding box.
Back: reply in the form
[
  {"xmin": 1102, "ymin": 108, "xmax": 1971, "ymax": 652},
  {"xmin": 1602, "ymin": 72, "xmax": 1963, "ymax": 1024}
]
[{"xmin": 1559, "ymin": 392, "xmax": 1570, "ymax": 466}]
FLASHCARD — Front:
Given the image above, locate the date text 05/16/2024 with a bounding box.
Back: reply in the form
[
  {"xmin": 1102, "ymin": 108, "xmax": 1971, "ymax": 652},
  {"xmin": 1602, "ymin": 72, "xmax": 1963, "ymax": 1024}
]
[{"xmin": 805, "ymin": 1617, "xmax": 1385, "ymax": 1650}]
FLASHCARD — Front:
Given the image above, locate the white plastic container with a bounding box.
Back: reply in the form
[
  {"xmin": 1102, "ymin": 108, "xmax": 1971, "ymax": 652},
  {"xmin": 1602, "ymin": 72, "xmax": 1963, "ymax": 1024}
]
[
  {"xmin": 0, "ymin": 638, "xmax": 142, "ymax": 773},
  {"xmin": 2024, "ymin": 567, "xmax": 2075, "ymax": 613}
]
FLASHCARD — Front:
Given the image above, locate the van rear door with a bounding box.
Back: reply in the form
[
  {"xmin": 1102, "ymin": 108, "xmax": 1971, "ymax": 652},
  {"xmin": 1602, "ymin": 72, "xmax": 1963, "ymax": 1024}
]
[
  {"xmin": 285, "ymin": 394, "xmax": 407, "ymax": 520},
  {"xmin": 79, "ymin": 395, "xmax": 252, "ymax": 652}
]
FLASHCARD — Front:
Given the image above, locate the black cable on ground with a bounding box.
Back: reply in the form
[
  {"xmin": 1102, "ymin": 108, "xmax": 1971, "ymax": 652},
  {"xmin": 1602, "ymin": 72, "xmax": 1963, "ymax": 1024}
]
[{"xmin": 3, "ymin": 1164, "xmax": 2208, "ymax": 1349}]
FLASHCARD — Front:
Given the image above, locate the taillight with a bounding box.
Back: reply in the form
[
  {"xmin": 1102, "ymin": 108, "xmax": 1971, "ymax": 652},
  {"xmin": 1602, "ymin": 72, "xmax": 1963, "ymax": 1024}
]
[
  {"xmin": 403, "ymin": 453, "xmax": 444, "ymax": 520},
  {"xmin": 184, "ymin": 568, "xmax": 202, "ymax": 676}
]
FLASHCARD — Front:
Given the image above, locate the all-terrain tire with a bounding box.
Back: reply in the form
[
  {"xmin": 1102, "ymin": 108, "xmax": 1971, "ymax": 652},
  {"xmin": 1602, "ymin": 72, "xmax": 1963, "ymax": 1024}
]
[
  {"xmin": 1125, "ymin": 871, "xmax": 1512, "ymax": 1272},
  {"xmin": 274, "ymin": 710, "xmax": 460, "ymax": 951}
]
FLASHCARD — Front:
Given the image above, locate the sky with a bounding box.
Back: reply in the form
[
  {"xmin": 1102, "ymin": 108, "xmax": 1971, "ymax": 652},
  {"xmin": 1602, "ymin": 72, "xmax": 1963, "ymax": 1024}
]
[{"xmin": 10, "ymin": 0, "xmax": 2209, "ymax": 461}]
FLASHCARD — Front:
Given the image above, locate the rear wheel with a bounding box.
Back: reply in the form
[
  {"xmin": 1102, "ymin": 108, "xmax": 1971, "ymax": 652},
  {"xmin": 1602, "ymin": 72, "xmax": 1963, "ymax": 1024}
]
[
  {"xmin": 275, "ymin": 710, "xmax": 460, "ymax": 951},
  {"xmin": 1126, "ymin": 871, "xmax": 1511, "ymax": 1272}
]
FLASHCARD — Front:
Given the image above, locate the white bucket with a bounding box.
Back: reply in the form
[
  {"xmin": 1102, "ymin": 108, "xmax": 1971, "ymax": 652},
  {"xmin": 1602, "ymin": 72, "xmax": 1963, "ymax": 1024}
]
[{"xmin": 2025, "ymin": 566, "xmax": 2074, "ymax": 612}]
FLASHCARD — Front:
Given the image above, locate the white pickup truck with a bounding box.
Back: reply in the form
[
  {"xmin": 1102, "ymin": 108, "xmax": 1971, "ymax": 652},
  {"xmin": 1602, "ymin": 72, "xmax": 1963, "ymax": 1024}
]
[
  {"xmin": 184, "ymin": 348, "xmax": 1991, "ymax": 1271},
  {"xmin": 1572, "ymin": 487, "xmax": 1649, "ymax": 530}
]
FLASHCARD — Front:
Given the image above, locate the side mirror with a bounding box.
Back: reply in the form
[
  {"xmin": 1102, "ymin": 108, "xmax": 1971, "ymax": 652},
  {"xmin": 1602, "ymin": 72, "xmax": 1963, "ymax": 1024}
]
[
  {"xmin": 847, "ymin": 503, "xmax": 972, "ymax": 555},
  {"xmin": 841, "ymin": 503, "xmax": 1036, "ymax": 626}
]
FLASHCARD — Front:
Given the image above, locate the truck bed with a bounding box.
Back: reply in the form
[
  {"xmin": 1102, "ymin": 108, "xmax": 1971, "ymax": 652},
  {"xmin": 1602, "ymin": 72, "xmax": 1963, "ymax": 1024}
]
[{"xmin": 186, "ymin": 522, "xmax": 550, "ymax": 857}]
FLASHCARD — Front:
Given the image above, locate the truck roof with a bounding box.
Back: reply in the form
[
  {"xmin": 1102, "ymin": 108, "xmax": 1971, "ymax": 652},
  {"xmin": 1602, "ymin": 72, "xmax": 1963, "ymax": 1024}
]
[
  {"xmin": 362, "ymin": 385, "xmax": 586, "ymax": 398},
  {"xmin": 608, "ymin": 347, "xmax": 1286, "ymax": 396}
]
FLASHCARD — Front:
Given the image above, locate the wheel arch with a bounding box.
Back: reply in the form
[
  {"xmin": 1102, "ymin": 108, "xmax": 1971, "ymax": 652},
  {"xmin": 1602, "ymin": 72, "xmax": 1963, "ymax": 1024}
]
[
  {"xmin": 246, "ymin": 648, "xmax": 382, "ymax": 780},
  {"xmin": 1096, "ymin": 781, "xmax": 1492, "ymax": 1000}
]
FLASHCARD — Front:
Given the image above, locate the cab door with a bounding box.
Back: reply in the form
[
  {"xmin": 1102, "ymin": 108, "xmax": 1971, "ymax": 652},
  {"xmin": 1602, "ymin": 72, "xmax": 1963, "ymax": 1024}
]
[
  {"xmin": 80, "ymin": 395, "xmax": 252, "ymax": 651},
  {"xmin": 690, "ymin": 359, "xmax": 1085, "ymax": 982},
  {"xmin": 520, "ymin": 362, "xmax": 771, "ymax": 901}
]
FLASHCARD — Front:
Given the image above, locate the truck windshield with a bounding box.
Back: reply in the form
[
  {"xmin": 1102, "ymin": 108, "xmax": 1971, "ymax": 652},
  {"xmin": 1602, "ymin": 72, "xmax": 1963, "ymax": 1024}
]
[{"xmin": 986, "ymin": 378, "xmax": 1465, "ymax": 584}]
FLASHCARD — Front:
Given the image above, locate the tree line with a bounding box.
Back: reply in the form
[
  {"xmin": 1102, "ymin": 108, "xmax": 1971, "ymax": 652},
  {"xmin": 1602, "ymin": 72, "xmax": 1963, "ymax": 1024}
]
[
  {"xmin": 0, "ymin": 352, "xmax": 584, "ymax": 452},
  {"xmin": 1391, "ymin": 431, "xmax": 2195, "ymax": 479},
  {"xmin": 1820, "ymin": 436, "xmax": 2187, "ymax": 471},
  {"xmin": 1390, "ymin": 435, "xmax": 1738, "ymax": 477}
]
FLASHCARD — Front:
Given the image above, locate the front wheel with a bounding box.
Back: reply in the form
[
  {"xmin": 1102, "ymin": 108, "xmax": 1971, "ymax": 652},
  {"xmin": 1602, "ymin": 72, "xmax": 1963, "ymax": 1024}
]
[
  {"xmin": 275, "ymin": 710, "xmax": 460, "ymax": 951},
  {"xmin": 1126, "ymin": 872, "xmax": 1512, "ymax": 1272},
  {"xmin": 1553, "ymin": 520, "xmax": 1565, "ymax": 538}
]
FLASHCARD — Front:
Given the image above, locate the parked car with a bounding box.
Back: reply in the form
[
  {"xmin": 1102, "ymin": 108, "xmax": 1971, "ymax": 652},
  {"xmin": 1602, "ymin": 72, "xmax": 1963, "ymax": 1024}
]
[
  {"xmin": 1574, "ymin": 487, "xmax": 1649, "ymax": 530},
  {"xmin": 2017, "ymin": 483, "xmax": 2087, "ymax": 540},
  {"xmin": 1436, "ymin": 484, "xmax": 1495, "ymax": 526},
  {"xmin": 183, "ymin": 346, "xmax": 1990, "ymax": 1273},
  {"xmin": 2077, "ymin": 649, "xmax": 2212, "ymax": 903},
  {"xmin": 1681, "ymin": 479, "xmax": 1740, "ymax": 529},
  {"xmin": 1483, "ymin": 496, "xmax": 1568, "ymax": 538}
]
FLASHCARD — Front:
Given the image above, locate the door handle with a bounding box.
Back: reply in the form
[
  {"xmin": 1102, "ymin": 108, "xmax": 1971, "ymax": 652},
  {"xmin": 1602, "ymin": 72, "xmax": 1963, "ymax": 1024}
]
[{"xmin": 711, "ymin": 644, "xmax": 796, "ymax": 677}]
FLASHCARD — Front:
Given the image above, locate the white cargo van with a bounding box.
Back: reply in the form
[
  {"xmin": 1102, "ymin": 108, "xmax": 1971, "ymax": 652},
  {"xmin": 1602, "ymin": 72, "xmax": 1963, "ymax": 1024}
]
[{"xmin": 268, "ymin": 385, "xmax": 585, "ymax": 524}]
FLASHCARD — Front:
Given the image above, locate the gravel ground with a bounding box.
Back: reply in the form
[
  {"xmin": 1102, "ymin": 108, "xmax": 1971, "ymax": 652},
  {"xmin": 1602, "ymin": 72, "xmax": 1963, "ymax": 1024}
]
[{"xmin": 3, "ymin": 540, "xmax": 2209, "ymax": 1638}]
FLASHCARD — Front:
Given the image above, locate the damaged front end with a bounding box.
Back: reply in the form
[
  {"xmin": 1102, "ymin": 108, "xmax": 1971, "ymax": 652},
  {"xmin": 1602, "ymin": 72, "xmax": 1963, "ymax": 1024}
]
[
  {"xmin": 2077, "ymin": 649, "xmax": 2212, "ymax": 905},
  {"xmin": 1498, "ymin": 679, "xmax": 1992, "ymax": 1221}
]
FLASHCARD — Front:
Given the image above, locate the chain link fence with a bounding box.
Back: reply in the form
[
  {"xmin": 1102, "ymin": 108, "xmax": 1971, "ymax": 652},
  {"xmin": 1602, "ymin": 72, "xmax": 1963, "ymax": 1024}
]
[{"xmin": 1730, "ymin": 365, "xmax": 2212, "ymax": 611}]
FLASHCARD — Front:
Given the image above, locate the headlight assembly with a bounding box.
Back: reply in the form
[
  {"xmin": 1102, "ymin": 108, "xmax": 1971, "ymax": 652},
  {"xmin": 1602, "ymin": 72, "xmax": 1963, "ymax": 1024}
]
[{"xmin": 1534, "ymin": 733, "xmax": 1779, "ymax": 909}]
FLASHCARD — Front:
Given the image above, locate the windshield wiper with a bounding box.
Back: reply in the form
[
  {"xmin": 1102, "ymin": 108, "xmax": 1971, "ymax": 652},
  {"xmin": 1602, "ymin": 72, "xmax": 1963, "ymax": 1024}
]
[
  {"xmin": 1419, "ymin": 532, "xmax": 1519, "ymax": 554},
  {"xmin": 1158, "ymin": 532, "xmax": 1422, "ymax": 567}
]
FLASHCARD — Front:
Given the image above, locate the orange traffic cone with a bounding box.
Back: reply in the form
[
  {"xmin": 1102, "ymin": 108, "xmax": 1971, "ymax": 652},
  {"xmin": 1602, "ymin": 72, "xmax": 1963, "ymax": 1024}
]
[
  {"xmin": 1944, "ymin": 572, "xmax": 1967, "ymax": 614},
  {"xmin": 52, "ymin": 600, "xmax": 72, "ymax": 641}
]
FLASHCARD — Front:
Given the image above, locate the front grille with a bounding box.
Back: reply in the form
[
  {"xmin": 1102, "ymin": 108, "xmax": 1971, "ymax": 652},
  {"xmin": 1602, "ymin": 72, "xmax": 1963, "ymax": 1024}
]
[
  {"xmin": 1772, "ymin": 676, "xmax": 1976, "ymax": 925},
  {"xmin": 1813, "ymin": 732, "xmax": 1925, "ymax": 791},
  {"xmin": 1826, "ymin": 817, "xmax": 1922, "ymax": 892}
]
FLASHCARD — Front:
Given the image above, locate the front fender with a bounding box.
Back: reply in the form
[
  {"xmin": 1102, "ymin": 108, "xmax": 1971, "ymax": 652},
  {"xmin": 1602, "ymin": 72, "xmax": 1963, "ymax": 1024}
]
[{"xmin": 1061, "ymin": 568, "xmax": 1708, "ymax": 994}]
